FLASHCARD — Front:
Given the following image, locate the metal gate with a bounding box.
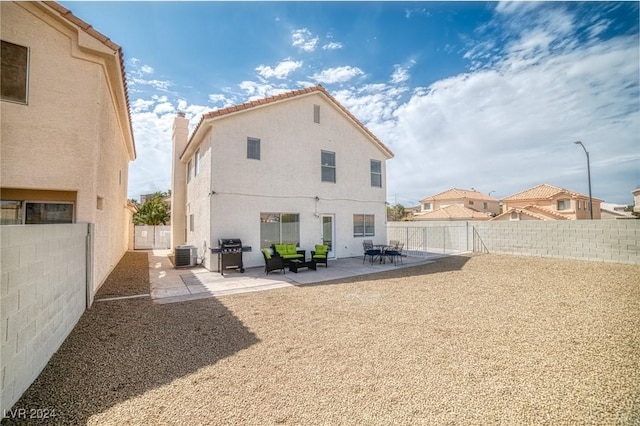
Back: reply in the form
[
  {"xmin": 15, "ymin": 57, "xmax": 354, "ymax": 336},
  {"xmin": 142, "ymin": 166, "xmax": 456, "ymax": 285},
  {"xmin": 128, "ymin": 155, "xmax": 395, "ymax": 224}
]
[
  {"xmin": 386, "ymin": 222, "xmax": 472, "ymax": 257},
  {"xmin": 134, "ymin": 225, "xmax": 171, "ymax": 249}
]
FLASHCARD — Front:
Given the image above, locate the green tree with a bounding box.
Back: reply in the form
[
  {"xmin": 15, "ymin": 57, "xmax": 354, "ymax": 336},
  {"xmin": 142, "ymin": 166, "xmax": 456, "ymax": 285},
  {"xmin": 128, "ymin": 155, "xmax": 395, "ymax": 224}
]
[
  {"xmin": 133, "ymin": 192, "xmax": 171, "ymax": 225},
  {"xmin": 387, "ymin": 204, "xmax": 408, "ymax": 221}
]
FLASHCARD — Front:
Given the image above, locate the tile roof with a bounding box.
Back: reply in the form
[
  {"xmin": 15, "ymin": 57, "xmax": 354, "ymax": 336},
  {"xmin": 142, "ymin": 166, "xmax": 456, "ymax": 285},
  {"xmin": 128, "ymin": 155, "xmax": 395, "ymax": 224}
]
[
  {"xmin": 413, "ymin": 204, "xmax": 491, "ymax": 221},
  {"xmin": 491, "ymin": 205, "xmax": 569, "ymax": 221},
  {"xmin": 420, "ymin": 188, "xmax": 499, "ymax": 203},
  {"xmin": 502, "ymin": 183, "xmax": 585, "ymax": 201},
  {"xmin": 182, "ymin": 85, "xmax": 393, "ymax": 159},
  {"xmin": 43, "ymin": 1, "xmax": 135, "ymax": 157}
]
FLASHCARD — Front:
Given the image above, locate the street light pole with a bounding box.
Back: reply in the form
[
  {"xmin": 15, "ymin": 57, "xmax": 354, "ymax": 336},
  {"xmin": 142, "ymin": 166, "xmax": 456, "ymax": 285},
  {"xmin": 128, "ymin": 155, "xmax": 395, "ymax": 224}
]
[{"xmin": 574, "ymin": 141, "xmax": 593, "ymax": 220}]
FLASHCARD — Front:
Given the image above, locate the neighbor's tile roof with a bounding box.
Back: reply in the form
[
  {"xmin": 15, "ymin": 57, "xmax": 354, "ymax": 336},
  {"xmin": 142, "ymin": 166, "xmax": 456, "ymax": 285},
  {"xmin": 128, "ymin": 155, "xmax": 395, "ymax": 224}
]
[
  {"xmin": 420, "ymin": 188, "xmax": 499, "ymax": 203},
  {"xmin": 413, "ymin": 204, "xmax": 491, "ymax": 221},
  {"xmin": 502, "ymin": 184, "xmax": 584, "ymax": 201},
  {"xmin": 491, "ymin": 205, "xmax": 569, "ymax": 221},
  {"xmin": 182, "ymin": 85, "xmax": 393, "ymax": 159},
  {"xmin": 44, "ymin": 1, "xmax": 135, "ymax": 157}
]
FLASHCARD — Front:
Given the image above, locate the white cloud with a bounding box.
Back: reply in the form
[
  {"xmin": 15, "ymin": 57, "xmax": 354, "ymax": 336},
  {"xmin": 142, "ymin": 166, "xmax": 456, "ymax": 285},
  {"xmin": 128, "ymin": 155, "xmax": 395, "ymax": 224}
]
[
  {"xmin": 140, "ymin": 65, "xmax": 154, "ymax": 74},
  {"xmin": 322, "ymin": 42, "xmax": 343, "ymax": 50},
  {"xmin": 237, "ymin": 81, "xmax": 292, "ymax": 100},
  {"xmin": 292, "ymin": 28, "xmax": 319, "ymax": 52},
  {"xmin": 256, "ymin": 59, "xmax": 303, "ymax": 79},
  {"xmin": 390, "ymin": 61, "xmax": 415, "ymax": 84},
  {"xmin": 383, "ymin": 33, "xmax": 639, "ymax": 206},
  {"xmin": 312, "ymin": 66, "xmax": 365, "ymax": 84}
]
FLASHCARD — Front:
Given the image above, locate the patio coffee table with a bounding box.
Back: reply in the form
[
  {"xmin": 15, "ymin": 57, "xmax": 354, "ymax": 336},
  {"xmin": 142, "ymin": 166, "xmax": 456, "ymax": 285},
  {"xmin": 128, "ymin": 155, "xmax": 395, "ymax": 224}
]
[{"xmin": 289, "ymin": 259, "xmax": 316, "ymax": 273}]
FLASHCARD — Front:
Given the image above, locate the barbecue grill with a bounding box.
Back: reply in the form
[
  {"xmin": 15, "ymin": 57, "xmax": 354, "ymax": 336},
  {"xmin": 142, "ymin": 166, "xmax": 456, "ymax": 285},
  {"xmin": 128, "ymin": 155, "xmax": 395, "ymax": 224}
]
[{"xmin": 211, "ymin": 239, "xmax": 252, "ymax": 275}]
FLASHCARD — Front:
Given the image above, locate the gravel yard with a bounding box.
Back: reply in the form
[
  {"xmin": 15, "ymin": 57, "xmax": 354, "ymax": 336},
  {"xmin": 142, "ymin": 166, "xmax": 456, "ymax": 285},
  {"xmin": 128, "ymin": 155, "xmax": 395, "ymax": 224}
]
[{"xmin": 4, "ymin": 253, "xmax": 640, "ymax": 425}]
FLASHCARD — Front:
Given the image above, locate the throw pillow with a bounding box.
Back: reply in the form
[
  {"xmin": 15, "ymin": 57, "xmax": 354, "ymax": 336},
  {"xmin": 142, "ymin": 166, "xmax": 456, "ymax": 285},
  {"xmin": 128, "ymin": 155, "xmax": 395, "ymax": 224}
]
[
  {"xmin": 262, "ymin": 249, "xmax": 271, "ymax": 259},
  {"xmin": 287, "ymin": 244, "xmax": 297, "ymax": 255},
  {"xmin": 315, "ymin": 245, "xmax": 327, "ymax": 255}
]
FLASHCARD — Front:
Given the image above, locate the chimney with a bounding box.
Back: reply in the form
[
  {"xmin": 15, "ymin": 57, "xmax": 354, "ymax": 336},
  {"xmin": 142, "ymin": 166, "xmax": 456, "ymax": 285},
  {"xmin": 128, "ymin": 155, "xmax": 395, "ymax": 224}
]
[{"xmin": 171, "ymin": 113, "xmax": 189, "ymax": 250}]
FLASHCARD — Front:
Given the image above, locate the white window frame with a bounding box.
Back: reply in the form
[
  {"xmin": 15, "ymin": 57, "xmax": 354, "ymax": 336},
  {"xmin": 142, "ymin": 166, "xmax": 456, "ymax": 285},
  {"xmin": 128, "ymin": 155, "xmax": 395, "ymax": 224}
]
[
  {"xmin": 194, "ymin": 149, "xmax": 200, "ymax": 176},
  {"xmin": 370, "ymin": 160, "xmax": 382, "ymax": 188},
  {"xmin": 557, "ymin": 199, "xmax": 570, "ymax": 211},
  {"xmin": 187, "ymin": 160, "xmax": 192, "ymax": 183},
  {"xmin": 321, "ymin": 150, "xmax": 336, "ymax": 183},
  {"xmin": 20, "ymin": 201, "xmax": 74, "ymax": 224},
  {"xmin": 353, "ymin": 214, "xmax": 375, "ymax": 237}
]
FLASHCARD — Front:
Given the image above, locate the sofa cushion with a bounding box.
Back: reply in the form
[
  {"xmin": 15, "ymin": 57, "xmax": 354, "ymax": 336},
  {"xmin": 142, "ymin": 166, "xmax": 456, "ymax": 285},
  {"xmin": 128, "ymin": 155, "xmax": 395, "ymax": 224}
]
[
  {"xmin": 274, "ymin": 244, "xmax": 287, "ymax": 256},
  {"xmin": 314, "ymin": 245, "xmax": 328, "ymax": 255},
  {"xmin": 286, "ymin": 244, "xmax": 297, "ymax": 255}
]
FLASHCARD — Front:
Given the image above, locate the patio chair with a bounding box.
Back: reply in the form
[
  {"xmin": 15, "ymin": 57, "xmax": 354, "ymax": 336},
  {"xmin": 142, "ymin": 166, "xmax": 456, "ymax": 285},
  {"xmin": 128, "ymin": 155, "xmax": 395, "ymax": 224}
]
[
  {"xmin": 385, "ymin": 243, "xmax": 404, "ymax": 265},
  {"xmin": 261, "ymin": 249, "xmax": 285, "ymax": 275},
  {"xmin": 311, "ymin": 244, "xmax": 329, "ymax": 268},
  {"xmin": 363, "ymin": 240, "xmax": 381, "ymax": 264}
]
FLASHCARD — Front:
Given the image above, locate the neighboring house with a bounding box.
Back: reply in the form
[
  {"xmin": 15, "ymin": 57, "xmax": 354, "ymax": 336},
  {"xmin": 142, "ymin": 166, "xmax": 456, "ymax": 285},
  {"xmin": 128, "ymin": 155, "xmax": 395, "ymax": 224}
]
[
  {"xmin": 495, "ymin": 184, "xmax": 601, "ymax": 221},
  {"xmin": 414, "ymin": 188, "xmax": 501, "ymax": 220},
  {"xmin": 0, "ymin": 2, "xmax": 136, "ymax": 290},
  {"xmin": 413, "ymin": 204, "xmax": 494, "ymax": 221},
  {"xmin": 633, "ymin": 188, "xmax": 640, "ymax": 214},
  {"xmin": 600, "ymin": 203, "xmax": 635, "ymax": 220},
  {"xmin": 171, "ymin": 85, "xmax": 394, "ymax": 271}
]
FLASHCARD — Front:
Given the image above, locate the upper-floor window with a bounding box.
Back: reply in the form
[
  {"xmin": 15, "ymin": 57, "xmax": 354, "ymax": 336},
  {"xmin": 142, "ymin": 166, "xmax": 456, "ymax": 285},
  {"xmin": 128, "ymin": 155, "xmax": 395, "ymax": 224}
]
[
  {"xmin": 313, "ymin": 105, "xmax": 320, "ymax": 123},
  {"xmin": 423, "ymin": 203, "xmax": 431, "ymax": 211},
  {"xmin": 557, "ymin": 199, "xmax": 570, "ymax": 210},
  {"xmin": 187, "ymin": 160, "xmax": 192, "ymax": 183},
  {"xmin": 1, "ymin": 40, "xmax": 29, "ymax": 104},
  {"xmin": 370, "ymin": 160, "xmax": 382, "ymax": 187},
  {"xmin": 469, "ymin": 200, "xmax": 475, "ymax": 205},
  {"xmin": 483, "ymin": 202, "xmax": 488, "ymax": 210},
  {"xmin": 194, "ymin": 149, "xmax": 200, "ymax": 176},
  {"xmin": 321, "ymin": 150, "xmax": 336, "ymax": 183},
  {"xmin": 247, "ymin": 137, "xmax": 261, "ymax": 160}
]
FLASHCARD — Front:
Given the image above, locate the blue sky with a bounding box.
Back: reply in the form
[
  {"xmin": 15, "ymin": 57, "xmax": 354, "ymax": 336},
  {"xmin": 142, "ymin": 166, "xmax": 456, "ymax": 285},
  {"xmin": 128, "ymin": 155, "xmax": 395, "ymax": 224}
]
[{"xmin": 60, "ymin": 1, "xmax": 639, "ymax": 206}]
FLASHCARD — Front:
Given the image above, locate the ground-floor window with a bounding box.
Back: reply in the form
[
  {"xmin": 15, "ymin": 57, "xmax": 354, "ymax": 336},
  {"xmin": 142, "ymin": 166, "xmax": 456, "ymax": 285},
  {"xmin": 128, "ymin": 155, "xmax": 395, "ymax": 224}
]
[
  {"xmin": 0, "ymin": 200, "xmax": 74, "ymax": 224},
  {"xmin": 260, "ymin": 212, "xmax": 300, "ymax": 249},
  {"xmin": 353, "ymin": 214, "xmax": 375, "ymax": 237}
]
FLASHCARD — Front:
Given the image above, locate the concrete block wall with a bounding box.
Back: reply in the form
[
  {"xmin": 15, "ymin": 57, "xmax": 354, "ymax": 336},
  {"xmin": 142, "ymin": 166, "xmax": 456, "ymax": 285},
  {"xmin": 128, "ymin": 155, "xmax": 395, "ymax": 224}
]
[
  {"xmin": 388, "ymin": 220, "xmax": 640, "ymax": 264},
  {"xmin": 472, "ymin": 220, "xmax": 640, "ymax": 264},
  {"xmin": 1, "ymin": 224, "xmax": 89, "ymax": 415}
]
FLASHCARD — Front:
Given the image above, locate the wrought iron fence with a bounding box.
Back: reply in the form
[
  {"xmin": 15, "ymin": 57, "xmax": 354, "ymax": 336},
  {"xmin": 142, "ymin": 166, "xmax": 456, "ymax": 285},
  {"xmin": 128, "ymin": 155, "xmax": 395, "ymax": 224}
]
[{"xmin": 386, "ymin": 222, "xmax": 475, "ymax": 257}]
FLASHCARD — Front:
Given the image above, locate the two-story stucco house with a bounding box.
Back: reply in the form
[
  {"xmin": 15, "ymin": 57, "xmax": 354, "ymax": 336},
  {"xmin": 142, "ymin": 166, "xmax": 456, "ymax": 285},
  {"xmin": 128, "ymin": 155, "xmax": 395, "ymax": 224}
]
[
  {"xmin": 494, "ymin": 183, "xmax": 602, "ymax": 220},
  {"xmin": 171, "ymin": 85, "xmax": 394, "ymax": 271},
  {"xmin": 1, "ymin": 2, "xmax": 136, "ymax": 290},
  {"xmin": 414, "ymin": 188, "xmax": 501, "ymax": 220}
]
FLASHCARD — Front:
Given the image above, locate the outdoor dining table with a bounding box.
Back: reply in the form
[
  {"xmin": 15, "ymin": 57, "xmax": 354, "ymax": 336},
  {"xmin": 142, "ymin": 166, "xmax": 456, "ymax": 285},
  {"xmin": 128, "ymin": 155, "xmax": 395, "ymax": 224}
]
[{"xmin": 373, "ymin": 245, "xmax": 391, "ymax": 263}]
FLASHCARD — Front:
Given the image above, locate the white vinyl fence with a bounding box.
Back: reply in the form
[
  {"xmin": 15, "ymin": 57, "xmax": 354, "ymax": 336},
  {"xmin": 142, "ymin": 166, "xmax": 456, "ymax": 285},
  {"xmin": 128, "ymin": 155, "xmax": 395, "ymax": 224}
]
[{"xmin": 134, "ymin": 225, "xmax": 171, "ymax": 250}]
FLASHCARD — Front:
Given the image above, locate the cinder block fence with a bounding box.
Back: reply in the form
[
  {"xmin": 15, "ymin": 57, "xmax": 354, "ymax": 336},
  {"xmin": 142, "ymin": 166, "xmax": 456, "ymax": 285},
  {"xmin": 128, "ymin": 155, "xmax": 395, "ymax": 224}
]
[
  {"xmin": 388, "ymin": 220, "xmax": 640, "ymax": 265},
  {"xmin": 1, "ymin": 224, "xmax": 91, "ymax": 416}
]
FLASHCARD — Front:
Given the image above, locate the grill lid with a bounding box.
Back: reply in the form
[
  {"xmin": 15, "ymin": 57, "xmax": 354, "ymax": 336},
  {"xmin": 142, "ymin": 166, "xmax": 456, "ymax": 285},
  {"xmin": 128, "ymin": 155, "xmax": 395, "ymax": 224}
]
[{"xmin": 219, "ymin": 238, "xmax": 242, "ymax": 248}]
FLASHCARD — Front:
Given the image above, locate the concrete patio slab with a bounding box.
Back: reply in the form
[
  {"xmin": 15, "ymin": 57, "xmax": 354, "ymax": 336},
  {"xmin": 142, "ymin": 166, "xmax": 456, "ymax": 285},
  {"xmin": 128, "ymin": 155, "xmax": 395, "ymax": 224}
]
[{"xmin": 149, "ymin": 249, "xmax": 446, "ymax": 304}]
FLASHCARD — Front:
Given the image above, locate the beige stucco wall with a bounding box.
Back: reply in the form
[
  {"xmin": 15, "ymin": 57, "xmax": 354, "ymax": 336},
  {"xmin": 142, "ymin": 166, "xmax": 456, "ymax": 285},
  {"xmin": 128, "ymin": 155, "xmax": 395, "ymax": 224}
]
[
  {"xmin": 1, "ymin": 2, "xmax": 134, "ymax": 290},
  {"xmin": 181, "ymin": 92, "xmax": 390, "ymax": 270}
]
